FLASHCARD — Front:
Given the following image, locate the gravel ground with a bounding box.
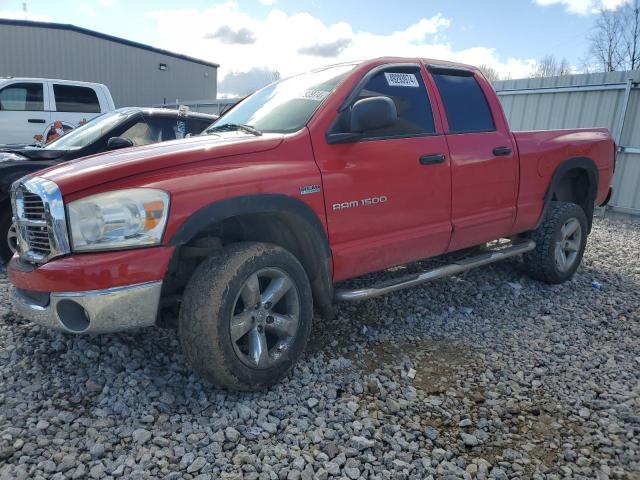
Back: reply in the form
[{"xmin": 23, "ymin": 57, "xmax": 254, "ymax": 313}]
[{"xmin": 0, "ymin": 216, "xmax": 638, "ymax": 480}]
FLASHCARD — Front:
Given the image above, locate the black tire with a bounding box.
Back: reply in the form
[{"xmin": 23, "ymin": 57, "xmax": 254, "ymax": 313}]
[
  {"xmin": 0, "ymin": 208, "xmax": 15, "ymax": 264},
  {"xmin": 178, "ymin": 242, "xmax": 313, "ymax": 391},
  {"xmin": 522, "ymin": 201, "xmax": 588, "ymax": 284}
]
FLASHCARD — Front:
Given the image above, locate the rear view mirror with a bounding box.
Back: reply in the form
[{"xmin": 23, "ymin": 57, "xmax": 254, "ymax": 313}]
[
  {"xmin": 350, "ymin": 96, "xmax": 397, "ymax": 133},
  {"xmin": 107, "ymin": 137, "xmax": 134, "ymax": 150}
]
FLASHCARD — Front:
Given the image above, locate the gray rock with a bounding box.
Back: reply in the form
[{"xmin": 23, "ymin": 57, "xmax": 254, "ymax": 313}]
[
  {"xmin": 132, "ymin": 428, "xmax": 152, "ymax": 444},
  {"xmin": 187, "ymin": 457, "xmax": 207, "ymax": 473},
  {"xmin": 90, "ymin": 443, "xmax": 105, "ymax": 460},
  {"xmin": 460, "ymin": 433, "xmax": 480, "ymax": 447},
  {"xmin": 324, "ymin": 462, "xmax": 340, "ymax": 476},
  {"xmin": 350, "ymin": 435, "xmax": 374, "ymax": 451},
  {"xmin": 459, "ymin": 418, "xmax": 473, "ymax": 427},
  {"xmin": 344, "ymin": 467, "xmax": 360, "ymax": 479},
  {"xmin": 59, "ymin": 453, "xmax": 77, "ymax": 472},
  {"xmin": 425, "ymin": 427, "xmax": 439, "ymax": 441},
  {"xmin": 36, "ymin": 420, "xmax": 49, "ymax": 430},
  {"xmin": 225, "ymin": 427, "xmax": 240, "ymax": 442}
]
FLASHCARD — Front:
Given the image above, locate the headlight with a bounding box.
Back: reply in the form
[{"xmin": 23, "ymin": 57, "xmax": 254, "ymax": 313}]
[
  {"xmin": 68, "ymin": 188, "xmax": 169, "ymax": 251},
  {"xmin": 0, "ymin": 152, "xmax": 27, "ymax": 162}
]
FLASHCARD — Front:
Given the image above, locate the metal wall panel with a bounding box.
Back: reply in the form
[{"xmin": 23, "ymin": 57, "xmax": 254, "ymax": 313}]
[
  {"xmin": 0, "ymin": 23, "xmax": 217, "ymax": 108},
  {"xmin": 493, "ymin": 70, "xmax": 640, "ymax": 215}
]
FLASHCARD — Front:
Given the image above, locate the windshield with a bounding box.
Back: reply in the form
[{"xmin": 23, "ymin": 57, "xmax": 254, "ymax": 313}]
[
  {"xmin": 205, "ymin": 64, "xmax": 355, "ymax": 134},
  {"xmin": 45, "ymin": 110, "xmax": 136, "ymax": 150}
]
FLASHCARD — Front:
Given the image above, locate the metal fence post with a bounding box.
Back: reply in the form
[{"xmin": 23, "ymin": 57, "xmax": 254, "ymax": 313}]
[{"xmin": 614, "ymin": 79, "xmax": 633, "ymax": 147}]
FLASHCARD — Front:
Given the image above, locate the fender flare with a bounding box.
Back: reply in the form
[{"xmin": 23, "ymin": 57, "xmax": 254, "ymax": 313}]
[
  {"xmin": 536, "ymin": 156, "xmax": 599, "ymax": 230},
  {"xmin": 168, "ymin": 193, "xmax": 334, "ymax": 314}
]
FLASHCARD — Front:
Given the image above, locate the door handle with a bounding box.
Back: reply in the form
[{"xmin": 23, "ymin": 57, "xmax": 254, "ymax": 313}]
[
  {"xmin": 28, "ymin": 118, "xmax": 46, "ymax": 124},
  {"xmin": 493, "ymin": 146, "xmax": 512, "ymax": 156},
  {"xmin": 419, "ymin": 153, "xmax": 446, "ymax": 165}
]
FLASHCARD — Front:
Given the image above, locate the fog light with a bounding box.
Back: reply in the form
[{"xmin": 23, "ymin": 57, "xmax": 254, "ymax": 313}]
[{"xmin": 56, "ymin": 299, "xmax": 90, "ymax": 333}]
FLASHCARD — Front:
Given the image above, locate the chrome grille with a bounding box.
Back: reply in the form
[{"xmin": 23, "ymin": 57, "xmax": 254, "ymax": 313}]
[
  {"xmin": 10, "ymin": 177, "xmax": 70, "ymax": 264},
  {"xmin": 22, "ymin": 190, "xmax": 47, "ymax": 221},
  {"xmin": 19, "ymin": 187, "xmax": 51, "ymax": 257}
]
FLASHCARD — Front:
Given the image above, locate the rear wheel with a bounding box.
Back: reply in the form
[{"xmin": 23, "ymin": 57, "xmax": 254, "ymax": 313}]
[
  {"xmin": 522, "ymin": 201, "xmax": 588, "ymax": 284},
  {"xmin": 178, "ymin": 242, "xmax": 313, "ymax": 390},
  {"xmin": 0, "ymin": 208, "xmax": 16, "ymax": 264}
]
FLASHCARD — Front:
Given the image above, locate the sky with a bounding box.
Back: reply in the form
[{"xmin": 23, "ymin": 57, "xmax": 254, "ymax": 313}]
[{"xmin": 0, "ymin": 0, "xmax": 632, "ymax": 95}]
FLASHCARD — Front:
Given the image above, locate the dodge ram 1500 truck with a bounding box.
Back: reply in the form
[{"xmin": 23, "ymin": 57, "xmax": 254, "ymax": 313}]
[{"xmin": 8, "ymin": 57, "xmax": 615, "ymax": 391}]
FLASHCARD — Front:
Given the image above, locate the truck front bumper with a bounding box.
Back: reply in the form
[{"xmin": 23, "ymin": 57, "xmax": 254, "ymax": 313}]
[
  {"xmin": 7, "ymin": 246, "xmax": 174, "ymax": 334},
  {"xmin": 11, "ymin": 281, "xmax": 163, "ymax": 334}
]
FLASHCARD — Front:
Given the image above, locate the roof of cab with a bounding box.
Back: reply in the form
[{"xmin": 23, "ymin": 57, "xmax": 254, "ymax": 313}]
[{"xmin": 0, "ymin": 77, "xmax": 109, "ymax": 88}]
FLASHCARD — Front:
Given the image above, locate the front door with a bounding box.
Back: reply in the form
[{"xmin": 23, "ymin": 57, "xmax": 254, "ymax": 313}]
[
  {"xmin": 310, "ymin": 64, "xmax": 452, "ymax": 281},
  {"xmin": 0, "ymin": 81, "xmax": 51, "ymax": 145}
]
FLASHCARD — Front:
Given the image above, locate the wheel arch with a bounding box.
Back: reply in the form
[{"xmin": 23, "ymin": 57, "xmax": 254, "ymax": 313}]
[
  {"xmin": 167, "ymin": 194, "xmax": 334, "ymax": 317},
  {"xmin": 538, "ymin": 156, "xmax": 599, "ymax": 232}
]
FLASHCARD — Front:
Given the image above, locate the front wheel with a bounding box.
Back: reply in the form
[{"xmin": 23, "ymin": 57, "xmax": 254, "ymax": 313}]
[
  {"xmin": 0, "ymin": 208, "xmax": 16, "ymax": 264},
  {"xmin": 178, "ymin": 242, "xmax": 313, "ymax": 391},
  {"xmin": 522, "ymin": 201, "xmax": 588, "ymax": 284}
]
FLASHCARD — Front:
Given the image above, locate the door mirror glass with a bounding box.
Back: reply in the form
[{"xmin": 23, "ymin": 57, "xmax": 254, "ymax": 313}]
[
  {"xmin": 350, "ymin": 96, "xmax": 397, "ymax": 133},
  {"xmin": 106, "ymin": 136, "xmax": 134, "ymax": 150}
]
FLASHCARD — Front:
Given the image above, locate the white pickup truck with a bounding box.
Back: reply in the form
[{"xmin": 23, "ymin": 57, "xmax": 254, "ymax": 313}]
[{"xmin": 0, "ymin": 78, "xmax": 115, "ymax": 146}]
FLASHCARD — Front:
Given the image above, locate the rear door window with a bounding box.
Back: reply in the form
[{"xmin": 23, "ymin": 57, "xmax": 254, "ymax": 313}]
[
  {"xmin": 53, "ymin": 84, "xmax": 101, "ymax": 113},
  {"xmin": 0, "ymin": 83, "xmax": 44, "ymax": 111},
  {"xmin": 431, "ymin": 72, "xmax": 495, "ymax": 133},
  {"xmin": 351, "ymin": 69, "xmax": 436, "ymax": 139}
]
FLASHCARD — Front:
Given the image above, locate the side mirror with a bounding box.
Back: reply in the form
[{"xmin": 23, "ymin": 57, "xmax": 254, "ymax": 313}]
[
  {"xmin": 350, "ymin": 96, "xmax": 397, "ymax": 133},
  {"xmin": 326, "ymin": 96, "xmax": 398, "ymax": 144},
  {"xmin": 106, "ymin": 137, "xmax": 134, "ymax": 150}
]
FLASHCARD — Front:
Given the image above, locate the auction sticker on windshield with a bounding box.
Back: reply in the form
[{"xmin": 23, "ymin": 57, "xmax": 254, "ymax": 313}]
[
  {"xmin": 299, "ymin": 90, "xmax": 329, "ymax": 101},
  {"xmin": 384, "ymin": 72, "xmax": 419, "ymax": 87}
]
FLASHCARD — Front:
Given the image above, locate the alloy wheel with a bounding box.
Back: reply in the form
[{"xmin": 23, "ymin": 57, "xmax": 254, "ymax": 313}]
[
  {"xmin": 555, "ymin": 217, "xmax": 582, "ymax": 272},
  {"xmin": 230, "ymin": 268, "xmax": 301, "ymax": 369}
]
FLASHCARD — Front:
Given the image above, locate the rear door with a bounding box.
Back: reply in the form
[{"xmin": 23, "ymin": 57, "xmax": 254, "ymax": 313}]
[
  {"xmin": 428, "ymin": 65, "xmax": 518, "ymax": 251},
  {"xmin": 311, "ymin": 64, "xmax": 452, "ymax": 281},
  {"xmin": 49, "ymin": 83, "xmax": 103, "ymax": 143},
  {"xmin": 0, "ymin": 81, "xmax": 51, "ymax": 145}
]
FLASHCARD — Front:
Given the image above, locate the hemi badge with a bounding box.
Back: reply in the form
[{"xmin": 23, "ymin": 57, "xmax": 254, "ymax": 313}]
[{"xmin": 300, "ymin": 185, "xmax": 321, "ymax": 195}]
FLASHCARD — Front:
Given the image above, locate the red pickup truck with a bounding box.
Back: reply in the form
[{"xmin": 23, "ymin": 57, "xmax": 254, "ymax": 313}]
[{"xmin": 8, "ymin": 57, "xmax": 615, "ymax": 390}]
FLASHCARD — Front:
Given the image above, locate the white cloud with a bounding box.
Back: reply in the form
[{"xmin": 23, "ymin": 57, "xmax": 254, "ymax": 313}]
[
  {"xmin": 148, "ymin": 2, "xmax": 535, "ymax": 96},
  {"xmin": 259, "ymin": 0, "xmax": 276, "ymax": 5},
  {"xmin": 533, "ymin": 0, "xmax": 630, "ymax": 15},
  {"xmin": 0, "ymin": 9, "xmax": 50, "ymax": 22}
]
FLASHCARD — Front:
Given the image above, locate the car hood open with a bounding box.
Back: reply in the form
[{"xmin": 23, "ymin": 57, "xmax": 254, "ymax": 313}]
[{"xmin": 39, "ymin": 132, "xmax": 285, "ymax": 196}]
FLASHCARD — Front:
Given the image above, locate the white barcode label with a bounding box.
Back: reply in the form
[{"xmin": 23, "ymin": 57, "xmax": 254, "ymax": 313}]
[
  {"xmin": 299, "ymin": 89, "xmax": 329, "ymax": 101},
  {"xmin": 384, "ymin": 72, "xmax": 419, "ymax": 88}
]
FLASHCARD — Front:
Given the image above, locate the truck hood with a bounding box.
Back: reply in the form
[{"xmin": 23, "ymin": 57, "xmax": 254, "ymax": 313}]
[{"xmin": 39, "ymin": 132, "xmax": 284, "ymax": 195}]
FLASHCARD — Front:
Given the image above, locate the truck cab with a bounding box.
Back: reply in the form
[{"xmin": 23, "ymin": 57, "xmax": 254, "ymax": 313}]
[{"xmin": 0, "ymin": 77, "xmax": 115, "ymax": 146}]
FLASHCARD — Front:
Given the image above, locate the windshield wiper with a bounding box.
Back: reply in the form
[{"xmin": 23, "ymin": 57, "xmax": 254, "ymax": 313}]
[{"xmin": 206, "ymin": 123, "xmax": 262, "ymax": 136}]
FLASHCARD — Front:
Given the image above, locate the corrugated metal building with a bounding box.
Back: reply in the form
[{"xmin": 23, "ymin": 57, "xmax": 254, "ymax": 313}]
[
  {"xmin": 0, "ymin": 19, "xmax": 218, "ymax": 108},
  {"xmin": 493, "ymin": 71, "xmax": 640, "ymax": 215}
]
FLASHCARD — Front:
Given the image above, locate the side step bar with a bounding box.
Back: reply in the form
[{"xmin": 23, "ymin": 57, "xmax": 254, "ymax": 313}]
[{"xmin": 334, "ymin": 239, "xmax": 536, "ymax": 302}]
